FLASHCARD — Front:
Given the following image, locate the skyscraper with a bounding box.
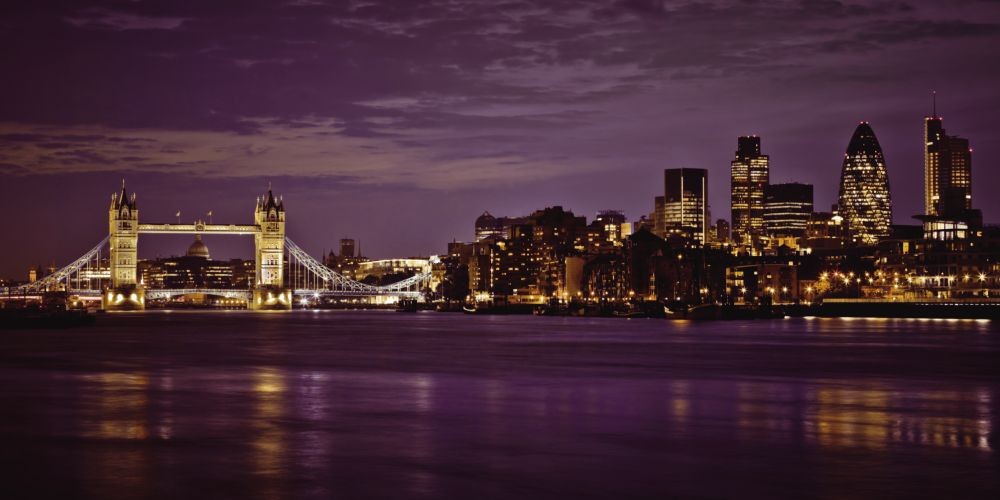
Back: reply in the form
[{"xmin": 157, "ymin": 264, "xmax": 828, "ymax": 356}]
[
  {"xmin": 764, "ymin": 183, "xmax": 813, "ymax": 238},
  {"xmin": 663, "ymin": 168, "xmax": 709, "ymax": 244},
  {"xmin": 730, "ymin": 136, "xmax": 769, "ymax": 247},
  {"xmin": 339, "ymin": 238, "xmax": 356, "ymax": 258},
  {"xmin": 837, "ymin": 122, "xmax": 892, "ymax": 244},
  {"xmin": 924, "ymin": 112, "xmax": 972, "ymax": 218}
]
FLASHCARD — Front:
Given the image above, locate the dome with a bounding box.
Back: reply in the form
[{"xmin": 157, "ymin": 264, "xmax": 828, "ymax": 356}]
[
  {"xmin": 187, "ymin": 234, "xmax": 210, "ymax": 259},
  {"xmin": 475, "ymin": 211, "xmax": 497, "ymax": 228}
]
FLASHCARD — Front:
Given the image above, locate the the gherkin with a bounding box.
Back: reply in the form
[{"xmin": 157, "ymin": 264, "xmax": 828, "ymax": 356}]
[{"xmin": 838, "ymin": 122, "xmax": 892, "ymax": 244}]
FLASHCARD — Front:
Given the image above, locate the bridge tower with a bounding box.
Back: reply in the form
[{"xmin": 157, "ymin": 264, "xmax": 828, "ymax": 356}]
[
  {"xmin": 104, "ymin": 181, "xmax": 144, "ymax": 310},
  {"xmin": 251, "ymin": 186, "xmax": 291, "ymax": 310}
]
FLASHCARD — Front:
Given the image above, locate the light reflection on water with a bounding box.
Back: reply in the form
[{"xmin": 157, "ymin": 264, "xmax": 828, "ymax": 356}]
[
  {"xmin": 80, "ymin": 372, "xmax": 151, "ymax": 441},
  {"xmin": 252, "ymin": 366, "xmax": 286, "ymax": 495},
  {"xmin": 1, "ymin": 313, "xmax": 998, "ymax": 498}
]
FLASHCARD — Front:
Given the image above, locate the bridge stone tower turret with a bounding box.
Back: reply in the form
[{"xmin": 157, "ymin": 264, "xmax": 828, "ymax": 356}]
[
  {"xmin": 105, "ymin": 181, "xmax": 144, "ymax": 310},
  {"xmin": 251, "ymin": 186, "xmax": 291, "ymax": 309}
]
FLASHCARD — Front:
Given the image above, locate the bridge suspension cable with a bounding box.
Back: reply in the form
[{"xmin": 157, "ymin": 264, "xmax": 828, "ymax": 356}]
[
  {"xmin": 284, "ymin": 237, "xmax": 431, "ymax": 296},
  {"xmin": 2, "ymin": 236, "xmax": 110, "ymax": 296},
  {"xmin": 2, "ymin": 235, "xmax": 429, "ymax": 299}
]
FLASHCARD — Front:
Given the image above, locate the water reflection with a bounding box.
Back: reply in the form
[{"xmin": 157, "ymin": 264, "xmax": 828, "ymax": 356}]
[
  {"xmin": 977, "ymin": 388, "xmax": 992, "ymax": 450},
  {"xmin": 294, "ymin": 371, "xmax": 333, "ymax": 481},
  {"xmin": 3, "ymin": 312, "xmax": 998, "ymax": 498},
  {"xmin": 401, "ymin": 374, "xmax": 436, "ymax": 496},
  {"xmin": 670, "ymin": 380, "xmax": 690, "ymax": 433},
  {"xmin": 252, "ymin": 366, "xmax": 287, "ymax": 497},
  {"xmin": 808, "ymin": 384, "xmax": 893, "ymax": 450},
  {"xmin": 77, "ymin": 371, "xmax": 152, "ymax": 498},
  {"xmin": 716, "ymin": 380, "xmax": 993, "ymax": 452},
  {"xmin": 80, "ymin": 372, "xmax": 150, "ymax": 440}
]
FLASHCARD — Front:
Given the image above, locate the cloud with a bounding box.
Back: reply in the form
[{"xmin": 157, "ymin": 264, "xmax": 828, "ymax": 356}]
[
  {"xmin": 0, "ymin": 118, "xmax": 601, "ymax": 189},
  {"xmin": 64, "ymin": 8, "xmax": 188, "ymax": 31},
  {"xmin": 1, "ymin": 0, "xmax": 999, "ymax": 210},
  {"xmin": 5, "ymin": 1, "xmax": 998, "ymax": 135}
]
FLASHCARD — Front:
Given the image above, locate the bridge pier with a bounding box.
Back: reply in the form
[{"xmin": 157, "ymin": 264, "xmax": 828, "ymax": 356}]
[
  {"xmin": 251, "ymin": 286, "xmax": 292, "ymax": 310},
  {"xmin": 102, "ymin": 285, "xmax": 145, "ymax": 311}
]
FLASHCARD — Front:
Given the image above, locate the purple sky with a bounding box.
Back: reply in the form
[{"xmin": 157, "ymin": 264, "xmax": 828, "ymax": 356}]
[{"xmin": 2, "ymin": 0, "xmax": 999, "ymax": 278}]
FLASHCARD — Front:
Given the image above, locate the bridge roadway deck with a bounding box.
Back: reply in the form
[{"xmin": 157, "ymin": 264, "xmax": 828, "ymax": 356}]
[{"xmin": 138, "ymin": 223, "xmax": 259, "ymax": 235}]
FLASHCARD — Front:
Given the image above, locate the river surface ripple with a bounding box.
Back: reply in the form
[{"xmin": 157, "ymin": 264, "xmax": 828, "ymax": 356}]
[{"xmin": 1, "ymin": 311, "xmax": 998, "ymax": 499}]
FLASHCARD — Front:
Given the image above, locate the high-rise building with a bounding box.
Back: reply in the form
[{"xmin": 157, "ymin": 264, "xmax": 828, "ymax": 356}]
[
  {"xmin": 595, "ymin": 210, "xmax": 627, "ymax": 243},
  {"xmin": 663, "ymin": 168, "xmax": 709, "ymax": 244},
  {"xmin": 339, "ymin": 238, "xmax": 356, "ymax": 258},
  {"xmin": 730, "ymin": 136, "xmax": 769, "ymax": 247},
  {"xmin": 715, "ymin": 219, "xmax": 730, "ymax": 243},
  {"xmin": 918, "ymin": 100, "xmax": 980, "ymax": 241},
  {"xmin": 838, "ymin": 122, "xmax": 892, "ymax": 244},
  {"xmin": 764, "ymin": 183, "xmax": 813, "ymax": 238},
  {"xmin": 924, "ymin": 113, "xmax": 972, "ymax": 217}
]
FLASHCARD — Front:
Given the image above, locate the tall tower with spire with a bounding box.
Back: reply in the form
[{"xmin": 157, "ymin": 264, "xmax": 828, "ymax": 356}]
[
  {"xmin": 254, "ymin": 185, "xmax": 286, "ymax": 288},
  {"xmin": 109, "ymin": 180, "xmax": 139, "ymax": 287},
  {"xmin": 106, "ymin": 180, "xmax": 144, "ymax": 309}
]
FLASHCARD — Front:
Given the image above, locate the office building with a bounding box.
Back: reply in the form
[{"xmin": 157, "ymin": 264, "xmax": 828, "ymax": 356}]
[
  {"xmin": 837, "ymin": 122, "xmax": 892, "ymax": 244},
  {"xmin": 595, "ymin": 210, "xmax": 627, "ymax": 243},
  {"xmin": 924, "ymin": 111, "xmax": 972, "ymax": 218},
  {"xmin": 730, "ymin": 136, "xmax": 769, "ymax": 247},
  {"xmin": 339, "ymin": 238, "xmax": 356, "ymax": 258},
  {"xmin": 764, "ymin": 183, "xmax": 813, "ymax": 238},
  {"xmin": 663, "ymin": 168, "xmax": 709, "ymax": 244}
]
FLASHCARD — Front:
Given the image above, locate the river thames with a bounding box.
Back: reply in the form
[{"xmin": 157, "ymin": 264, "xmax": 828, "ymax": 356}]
[{"xmin": 1, "ymin": 311, "xmax": 997, "ymax": 499}]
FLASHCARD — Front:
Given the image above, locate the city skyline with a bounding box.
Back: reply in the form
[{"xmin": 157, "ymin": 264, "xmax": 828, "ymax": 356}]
[
  {"xmin": 2, "ymin": 1, "xmax": 1000, "ymax": 278},
  {"xmin": 0, "ymin": 109, "xmax": 994, "ymax": 280}
]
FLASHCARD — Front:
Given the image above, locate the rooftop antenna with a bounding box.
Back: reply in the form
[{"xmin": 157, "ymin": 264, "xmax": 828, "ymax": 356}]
[{"xmin": 932, "ymin": 90, "xmax": 937, "ymax": 118}]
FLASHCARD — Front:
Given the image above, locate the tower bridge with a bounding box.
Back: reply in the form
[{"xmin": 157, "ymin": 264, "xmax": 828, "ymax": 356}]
[{"xmin": 1, "ymin": 182, "xmax": 433, "ymax": 310}]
